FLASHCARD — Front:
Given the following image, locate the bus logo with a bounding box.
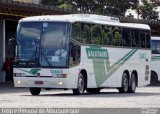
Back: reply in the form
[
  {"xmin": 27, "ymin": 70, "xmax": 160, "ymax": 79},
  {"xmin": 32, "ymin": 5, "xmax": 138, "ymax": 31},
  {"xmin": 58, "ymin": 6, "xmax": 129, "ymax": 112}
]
[
  {"xmin": 86, "ymin": 48, "xmax": 108, "ymax": 59},
  {"xmin": 139, "ymin": 53, "xmax": 146, "ymax": 59}
]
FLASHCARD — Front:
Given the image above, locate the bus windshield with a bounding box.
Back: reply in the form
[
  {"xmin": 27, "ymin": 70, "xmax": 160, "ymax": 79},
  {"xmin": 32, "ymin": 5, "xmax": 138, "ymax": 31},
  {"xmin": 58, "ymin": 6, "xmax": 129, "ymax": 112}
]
[{"xmin": 16, "ymin": 22, "xmax": 69, "ymax": 67}]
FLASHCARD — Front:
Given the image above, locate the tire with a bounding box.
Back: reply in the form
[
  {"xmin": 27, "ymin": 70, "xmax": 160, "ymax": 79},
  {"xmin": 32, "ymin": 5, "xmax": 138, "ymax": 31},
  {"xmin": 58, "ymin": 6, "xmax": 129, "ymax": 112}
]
[
  {"xmin": 29, "ymin": 88, "xmax": 41, "ymax": 95},
  {"xmin": 86, "ymin": 88, "xmax": 101, "ymax": 94},
  {"xmin": 150, "ymin": 72, "xmax": 158, "ymax": 86},
  {"xmin": 118, "ymin": 73, "xmax": 129, "ymax": 93},
  {"xmin": 128, "ymin": 73, "xmax": 137, "ymax": 93},
  {"xmin": 73, "ymin": 73, "xmax": 85, "ymax": 95}
]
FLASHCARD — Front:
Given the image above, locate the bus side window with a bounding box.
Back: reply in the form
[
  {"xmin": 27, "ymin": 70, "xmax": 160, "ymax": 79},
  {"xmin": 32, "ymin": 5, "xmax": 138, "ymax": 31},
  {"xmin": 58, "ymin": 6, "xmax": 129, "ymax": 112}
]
[
  {"xmin": 151, "ymin": 40, "xmax": 156, "ymax": 54},
  {"xmin": 122, "ymin": 28, "xmax": 131, "ymax": 47},
  {"xmin": 106, "ymin": 26, "xmax": 113, "ymax": 45},
  {"xmin": 140, "ymin": 30, "xmax": 145, "ymax": 48},
  {"xmin": 102, "ymin": 26, "xmax": 109, "ymax": 45},
  {"xmin": 156, "ymin": 41, "xmax": 160, "ymax": 54},
  {"xmin": 91, "ymin": 24, "xmax": 102, "ymax": 45},
  {"xmin": 145, "ymin": 30, "xmax": 151, "ymax": 48},
  {"xmin": 81, "ymin": 23, "xmax": 91, "ymax": 44},
  {"xmin": 69, "ymin": 42, "xmax": 80, "ymax": 67},
  {"xmin": 113, "ymin": 27, "xmax": 122, "ymax": 46},
  {"xmin": 72, "ymin": 23, "xmax": 81, "ymax": 42},
  {"xmin": 131, "ymin": 29, "xmax": 140, "ymax": 47}
]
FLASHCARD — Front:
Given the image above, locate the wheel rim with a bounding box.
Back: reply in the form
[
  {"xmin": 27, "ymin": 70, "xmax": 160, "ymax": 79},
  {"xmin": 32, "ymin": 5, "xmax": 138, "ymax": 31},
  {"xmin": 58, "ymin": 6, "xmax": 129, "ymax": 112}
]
[
  {"xmin": 78, "ymin": 74, "xmax": 84, "ymax": 93},
  {"xmin": 123, "ymin": 73, "xmax": 128, "ymax": 92}
]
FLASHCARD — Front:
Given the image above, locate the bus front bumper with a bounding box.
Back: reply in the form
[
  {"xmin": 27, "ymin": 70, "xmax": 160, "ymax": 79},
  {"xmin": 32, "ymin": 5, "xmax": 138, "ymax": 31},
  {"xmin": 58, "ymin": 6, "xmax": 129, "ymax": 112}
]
[{"xmin": 14, "ymin": 77, "xmax": 72, "ymax": 89}]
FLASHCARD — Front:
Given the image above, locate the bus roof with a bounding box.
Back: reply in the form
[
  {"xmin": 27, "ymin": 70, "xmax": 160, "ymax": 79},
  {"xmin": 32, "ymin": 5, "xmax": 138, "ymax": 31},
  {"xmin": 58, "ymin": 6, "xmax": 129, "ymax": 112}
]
[
  {"xmin": 19, "ymin": 14, "xmax": 150, "ymax": 30},
  {"xmin": 151, "ymin": 36, "xmax": 160, "ymax": 40}
]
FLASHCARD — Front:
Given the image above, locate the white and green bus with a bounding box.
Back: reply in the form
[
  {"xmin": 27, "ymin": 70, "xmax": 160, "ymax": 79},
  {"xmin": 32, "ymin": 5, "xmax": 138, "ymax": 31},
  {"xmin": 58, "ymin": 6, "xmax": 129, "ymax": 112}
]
[
  {"xmin": 13, "ymin": 14, "xmax": 151, "ymax": 95},
  {"xmin": 151, "ymin": 36, "xmax": 160, "ymax": 85}
]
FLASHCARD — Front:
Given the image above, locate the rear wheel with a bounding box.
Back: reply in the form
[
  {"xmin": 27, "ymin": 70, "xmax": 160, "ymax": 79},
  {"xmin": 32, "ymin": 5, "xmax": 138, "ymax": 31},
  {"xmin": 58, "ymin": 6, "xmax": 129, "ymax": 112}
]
[
  {"xmin": 128, "ymin": 73, "xmax": 137, "ymax": 93},
  {"xmin": 118, "ymin": 73, "xmax": 129, "ymax": 93},
  {"xmin": 73, "ymin": 73, "xmax": 85, "ymax": 95},
  {"xmin": 86, "ymin": 88, "xmax": 101, "ymax": 94},
  {"xmin": 150, "ymin": 72, "xmax": 158, "ymax": 86},
  {"xmin": 29, "ymin": 88, "xmax": 41, "ymax": 95}
]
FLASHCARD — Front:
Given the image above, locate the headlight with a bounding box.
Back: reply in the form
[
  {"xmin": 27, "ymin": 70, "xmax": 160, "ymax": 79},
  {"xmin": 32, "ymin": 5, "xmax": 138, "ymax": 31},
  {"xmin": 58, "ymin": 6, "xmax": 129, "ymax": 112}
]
[
  {"xmin": 17, "ymin": 80, "xmax": 21, "ymax": 84},
  {"xmin": 58, "ymin": 81, "xmax": 63, "ymax": 85}
]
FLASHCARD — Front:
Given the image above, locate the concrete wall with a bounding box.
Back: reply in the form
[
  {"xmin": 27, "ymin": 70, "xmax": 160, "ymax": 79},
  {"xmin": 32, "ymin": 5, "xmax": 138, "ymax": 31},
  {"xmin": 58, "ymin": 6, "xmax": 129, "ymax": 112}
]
[{"xmin": 0, "ymin": 19, "xmax": 5, "ymax": 82}]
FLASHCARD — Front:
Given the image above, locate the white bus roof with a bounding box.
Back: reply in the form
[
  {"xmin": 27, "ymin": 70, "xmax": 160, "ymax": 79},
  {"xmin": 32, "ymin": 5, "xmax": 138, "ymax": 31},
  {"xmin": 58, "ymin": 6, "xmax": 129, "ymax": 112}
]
[
  {"xmin": 151, "ymin": 36, "xmax": 160, "ymax": 40},
  {"xmin": 19, "ymin": 14, "xmax": 150, "ymax": 30}
]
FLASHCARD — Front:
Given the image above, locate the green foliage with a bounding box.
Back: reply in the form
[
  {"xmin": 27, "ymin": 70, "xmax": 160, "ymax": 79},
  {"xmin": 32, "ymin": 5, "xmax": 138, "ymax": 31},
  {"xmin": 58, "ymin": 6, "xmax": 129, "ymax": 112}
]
[
  {"xmin": 107, "ymin": 27, "xmax": 113, "ymax": 45},
  {"xmin": 137, "ymin": 0, "xmax": 159, "ymax": 20},
  {"xmin": 41, "ymin": 0, "xmax": 139, "ymax": 16},
  {"xmin": 58, "ymin": 2, "xmax": 72, "ymax": 9},
  {"xmin": 72, "ymin": 23, "xmax": 81, "ymax": 42},
  {"xmin": 114, "ymin": 31, "xmax": 121, "ymax": 46},
  {"xmin": 41, "ymin": 0, "xmax": 60, "ymax": 6},
  {"xmin": 92, "ymin": 25, "xmax": 102, "ymax": 44}
]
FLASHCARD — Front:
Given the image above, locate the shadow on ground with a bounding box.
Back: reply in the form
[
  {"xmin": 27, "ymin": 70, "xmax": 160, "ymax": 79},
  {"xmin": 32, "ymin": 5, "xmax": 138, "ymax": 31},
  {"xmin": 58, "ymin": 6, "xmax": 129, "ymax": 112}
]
[{"xmin": 20, "ymin": 89, "xmax": 160, "ymax": 98}]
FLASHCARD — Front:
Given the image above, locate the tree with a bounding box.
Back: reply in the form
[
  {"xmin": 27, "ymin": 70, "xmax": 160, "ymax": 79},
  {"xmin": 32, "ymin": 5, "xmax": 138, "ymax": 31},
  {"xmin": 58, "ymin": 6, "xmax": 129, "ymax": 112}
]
[
  {"xmin": 41, "ymin": 0, "xmax": 72, "ymax": 9},
  {"xmin": 126, "ymin": 13, "xmax": 134, "ymax": 18},
  {"xmin": 150, "ymin": 0, "xmax": 160, "ymax": 6},
  {"xmin": 41, "ymin": 0, "xmax": 139, "ymax": 16},
  {"xmin": 41, "ymin": 0, "xmax": 60, "ymax": 6},
  {"xmin": 137, "ymin": 0, "xmax": 159, "ymax": 20},
  {"xmin": 102, "ymin": 0, "xmax": 139, "ymax": 16},
  {"xmin": 73, "ymin": 0, "xmax": 139, "ymax": 16}
]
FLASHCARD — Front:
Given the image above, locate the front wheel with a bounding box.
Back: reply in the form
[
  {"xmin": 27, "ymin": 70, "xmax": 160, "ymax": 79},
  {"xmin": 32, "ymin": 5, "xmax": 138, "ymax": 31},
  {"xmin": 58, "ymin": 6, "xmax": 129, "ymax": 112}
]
[
  {"xmin": 118, "ymin": 73, "xmax": 129, "ymax": 93},
  {"xmin": 73, "ymin": 73, "xmax": 85, "ymax": 95},
  {"xmin": 29, "ymin": 88, "xmax": 41, "ymax": 95}
]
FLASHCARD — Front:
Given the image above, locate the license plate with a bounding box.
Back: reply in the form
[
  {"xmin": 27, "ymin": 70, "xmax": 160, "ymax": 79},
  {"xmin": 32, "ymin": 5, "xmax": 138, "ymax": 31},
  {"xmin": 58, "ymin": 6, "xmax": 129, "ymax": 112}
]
[{"xmin": 34, "ymin": 81, "xmax": 43, "ymax": 85}]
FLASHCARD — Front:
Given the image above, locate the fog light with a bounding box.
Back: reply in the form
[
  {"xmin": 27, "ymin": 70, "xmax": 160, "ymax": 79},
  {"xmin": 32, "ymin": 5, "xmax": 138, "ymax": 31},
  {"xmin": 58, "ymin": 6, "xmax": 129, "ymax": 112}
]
[
  {"xmin": 17, "ymin": 80, "xmax": 21, "ymax": 84},
  {"xmin": 58, "ymin": 81, "xmax": 63, "ymax": 85}
]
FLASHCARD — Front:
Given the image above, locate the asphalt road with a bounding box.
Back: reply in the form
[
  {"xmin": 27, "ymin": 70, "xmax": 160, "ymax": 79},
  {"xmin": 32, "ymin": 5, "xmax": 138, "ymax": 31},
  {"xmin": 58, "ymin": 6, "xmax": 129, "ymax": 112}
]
[{"xmin": 0, "ymin": 85, "xmax": 160, "ymax": 114}]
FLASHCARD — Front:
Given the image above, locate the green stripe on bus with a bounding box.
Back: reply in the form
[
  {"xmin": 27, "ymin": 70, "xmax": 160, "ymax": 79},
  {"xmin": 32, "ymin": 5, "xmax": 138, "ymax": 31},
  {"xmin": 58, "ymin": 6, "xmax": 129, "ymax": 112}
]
[
  {"xmin": 17, "ymin": 68, "xmax": 41, "ymax": 75},
  {"xmin": 152, "ymin": 56, "xmax": 160, "ymax": 61},
  {"xmin": 86, "ymin": 48, "xmax": 137, "ymax": 87}
]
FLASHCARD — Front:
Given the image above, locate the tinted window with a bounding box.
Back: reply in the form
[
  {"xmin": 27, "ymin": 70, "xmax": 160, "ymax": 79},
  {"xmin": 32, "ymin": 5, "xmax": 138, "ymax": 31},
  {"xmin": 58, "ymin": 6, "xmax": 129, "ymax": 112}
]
[
  {"xmin": 69, "ymin": 41, "xmax": 80, "ymax": 67},
  {"xmin": 72, "ymin": 23, "xmax": 81, "ymax": 42},
  {"xmin": 153, "ymin": 40, "xmax": 160, "ymax": 54},
  {"xmin": 131, "ymin": 29, "xmax": 140, "ymax": 47},
  {"xmin": 17, "ymin": 22, "xmax": 42, "ymax": 61},
  {"xmin": 145, "ymin": 30, "xmax": 151, "ymax": 48},
  {"xmin": 122, "ymin": 28, "xmax": 131, "ymax": 47},
  {"xmin": 113, "ymin": 27, "xmax": 122, "ymax": 46},
  {"xmin": 71, "ymin": 22, "xmax": 150, "ymax": 49},
  {"xmin": 156, "ymin": 41, "xmax": 160, "ymax": 54},
  {"xmin": 81, "ymin": 23, "xmax": 91, "ymax": 44},
  {"xmin": 140, "ymin": 30, "xmax": 145, "ymax": 48},
  {"xmin": 103, "ymin": 26, "xmax": 113, "ymax": 45},
  {"xmin": 91, "ymin": 25, "xmax": 102, "ymax": 45},
  {"xmin": 151, "ymin": 40, "xmax": 156, "ymax": 54},
  {"xmin": 40, "ymin": 22, "xmax": 68, "ymax": 67},
  {"xmin": 102, "ymin": 26, "xmax": 109, "ymax": 45}
]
